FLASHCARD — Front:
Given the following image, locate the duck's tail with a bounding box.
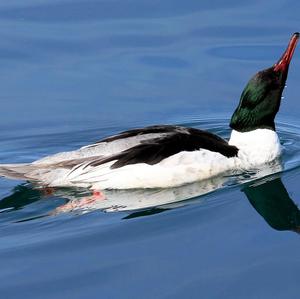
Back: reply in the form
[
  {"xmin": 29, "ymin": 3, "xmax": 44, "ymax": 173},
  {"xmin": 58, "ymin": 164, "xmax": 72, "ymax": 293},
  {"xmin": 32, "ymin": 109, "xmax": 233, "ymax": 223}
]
[
  {"xmin": 0, "ymin": 163, "xmax": 36, "ymax": 180},
  {"xmin": 0, "ymin": 163, "xmax": 77, "ymax": 186}
]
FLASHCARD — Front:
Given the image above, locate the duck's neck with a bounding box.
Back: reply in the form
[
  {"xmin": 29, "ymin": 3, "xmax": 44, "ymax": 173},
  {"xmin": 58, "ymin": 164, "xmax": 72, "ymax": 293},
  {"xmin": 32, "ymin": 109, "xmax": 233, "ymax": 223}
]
[{"xmin": 229, "ymin": 129, "xmax": 282, "ymax": 165}]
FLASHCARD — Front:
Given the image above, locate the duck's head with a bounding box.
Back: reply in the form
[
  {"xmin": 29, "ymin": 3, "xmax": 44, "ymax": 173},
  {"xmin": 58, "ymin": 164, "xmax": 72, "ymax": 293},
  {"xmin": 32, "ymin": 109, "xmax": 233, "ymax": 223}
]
[{"xmin": 230, "ymin": 32, "xmax": 299, "ymax": 132}]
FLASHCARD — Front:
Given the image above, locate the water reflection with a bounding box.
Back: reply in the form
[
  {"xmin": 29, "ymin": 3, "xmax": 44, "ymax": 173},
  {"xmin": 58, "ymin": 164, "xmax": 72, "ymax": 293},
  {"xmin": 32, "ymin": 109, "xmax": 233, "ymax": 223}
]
[
  {"xmin": 0, "ymin": 184, "xmax": 41, "ymax": 212},
  {"xmin": 243, "ymin": 177, "xmax": 300, "ymax": 233},
  {"xmin": 1, "ymin": 162, "xmax": 300, "ymax": 232}
]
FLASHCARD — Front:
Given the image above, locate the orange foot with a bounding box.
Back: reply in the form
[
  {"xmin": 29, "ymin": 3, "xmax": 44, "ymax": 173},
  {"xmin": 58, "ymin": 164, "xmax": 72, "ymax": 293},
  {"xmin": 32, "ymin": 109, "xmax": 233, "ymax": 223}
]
[
  {"xmin": 92, "ymin": 190, "xmax": 106, "ymax": 199},
  {"xmin": 54, "ymin": 190, "xmax": 106, "ymax": 214}
]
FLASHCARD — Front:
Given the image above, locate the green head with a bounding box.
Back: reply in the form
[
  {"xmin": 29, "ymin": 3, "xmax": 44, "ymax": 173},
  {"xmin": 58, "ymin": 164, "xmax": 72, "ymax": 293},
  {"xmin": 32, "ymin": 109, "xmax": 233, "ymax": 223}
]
[{"xmin": 230, "ymin": 33, "xmax": 299, "ymax": 132}]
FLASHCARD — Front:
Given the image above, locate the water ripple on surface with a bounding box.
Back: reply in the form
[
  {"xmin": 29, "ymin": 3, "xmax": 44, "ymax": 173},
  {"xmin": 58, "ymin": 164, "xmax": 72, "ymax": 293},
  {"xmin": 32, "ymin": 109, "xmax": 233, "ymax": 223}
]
[
  {"xmin": 0, "ymin": 0, "xmax": 246, "ymax": 23},
  {"xmin": 208, "ymin": 45, "xmax": 289, "ymax": 61},
  {"xmin": 1, "ymin": 117, "xmax": 300, "ymax": 223}
]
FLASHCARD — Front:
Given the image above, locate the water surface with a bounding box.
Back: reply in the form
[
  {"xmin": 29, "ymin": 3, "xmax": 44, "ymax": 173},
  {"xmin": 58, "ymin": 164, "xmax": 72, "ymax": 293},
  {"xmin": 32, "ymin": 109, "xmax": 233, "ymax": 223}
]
[{"xmin": 0, "ymin": 1, "xmax": 300, "ymax": 298}]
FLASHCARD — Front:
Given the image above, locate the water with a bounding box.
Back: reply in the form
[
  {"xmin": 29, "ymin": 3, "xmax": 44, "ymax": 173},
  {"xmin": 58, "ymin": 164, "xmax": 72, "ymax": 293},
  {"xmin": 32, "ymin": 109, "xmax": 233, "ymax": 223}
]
[{"xmin": 1, "ymin": 1, "xmax": 300, "ymax": 298}]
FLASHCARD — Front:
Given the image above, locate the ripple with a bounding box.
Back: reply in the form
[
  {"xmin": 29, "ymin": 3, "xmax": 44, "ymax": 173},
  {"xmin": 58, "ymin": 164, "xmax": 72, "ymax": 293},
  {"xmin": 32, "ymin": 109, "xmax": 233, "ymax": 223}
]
[
  {"xmin": 208, "ymin": 45, "xmax": 286, "ymax": 61},
  {"xmin": 0, "ymin": 0, "xmax": 247, "ymax": 23},
  {"xmin": 1, "ymin": 118, "xmax": 300, "ymax": 222},
  {"xmin": 191, "ymin": 25, "xmax": 290, "ymax": 39},
  {"xmin": 139, "ymin": 55, "xmax": 190, "ymax": 69}
]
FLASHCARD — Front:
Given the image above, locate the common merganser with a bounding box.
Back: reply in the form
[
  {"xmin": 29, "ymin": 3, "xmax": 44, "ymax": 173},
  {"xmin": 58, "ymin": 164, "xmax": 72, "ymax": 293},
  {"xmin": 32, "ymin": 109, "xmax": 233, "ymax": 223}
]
[{"xmin": 0, "ymin": 33, "xmax": 298, "ymax": 190}]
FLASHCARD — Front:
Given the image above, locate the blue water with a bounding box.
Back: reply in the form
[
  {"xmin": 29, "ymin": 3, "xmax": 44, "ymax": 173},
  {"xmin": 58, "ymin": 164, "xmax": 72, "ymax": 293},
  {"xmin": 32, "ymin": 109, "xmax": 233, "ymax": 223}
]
[{"xmin": 1, "ymin": 1, "xmax": 300, "ymax": 298}]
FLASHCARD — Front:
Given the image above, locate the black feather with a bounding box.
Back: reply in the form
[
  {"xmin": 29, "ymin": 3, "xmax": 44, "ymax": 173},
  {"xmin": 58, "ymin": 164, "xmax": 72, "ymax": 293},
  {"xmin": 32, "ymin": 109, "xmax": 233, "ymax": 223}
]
[{"xmin": 88, "ymin": 125, "xmax": 239, "ymax": 169}]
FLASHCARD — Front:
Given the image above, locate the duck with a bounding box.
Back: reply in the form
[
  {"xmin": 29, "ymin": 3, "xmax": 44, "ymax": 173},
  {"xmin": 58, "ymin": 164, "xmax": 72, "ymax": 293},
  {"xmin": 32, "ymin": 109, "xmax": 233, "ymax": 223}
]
[{"xmin": 0, "ymin": 33, "xmax": 298, "ymax": 190}]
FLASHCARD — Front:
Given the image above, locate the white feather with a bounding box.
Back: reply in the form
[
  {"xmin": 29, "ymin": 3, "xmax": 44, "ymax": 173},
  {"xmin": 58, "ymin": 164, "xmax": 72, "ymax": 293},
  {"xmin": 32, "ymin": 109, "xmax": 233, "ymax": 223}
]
[{"xmin": 229, "ymin": 129, "xmax": 282, "ymax": 167}]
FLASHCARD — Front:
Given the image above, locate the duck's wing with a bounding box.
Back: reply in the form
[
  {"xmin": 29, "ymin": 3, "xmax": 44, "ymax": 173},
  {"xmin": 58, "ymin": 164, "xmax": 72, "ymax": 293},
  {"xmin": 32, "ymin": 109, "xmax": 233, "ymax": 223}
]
[
  {"xmin": 64, "ymin": 127, "xmax": 239, "ymax": 182},
  {"xmin": 88, "ymin": 127, "xmax": 239, "ymax": 169}
]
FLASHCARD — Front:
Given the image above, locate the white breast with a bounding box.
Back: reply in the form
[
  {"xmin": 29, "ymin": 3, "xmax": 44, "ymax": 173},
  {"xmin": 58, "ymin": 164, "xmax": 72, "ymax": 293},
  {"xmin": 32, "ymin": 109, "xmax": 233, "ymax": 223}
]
[{"xmin": 229, "ymin": 129, "xmax": 282, "ymax": 167}]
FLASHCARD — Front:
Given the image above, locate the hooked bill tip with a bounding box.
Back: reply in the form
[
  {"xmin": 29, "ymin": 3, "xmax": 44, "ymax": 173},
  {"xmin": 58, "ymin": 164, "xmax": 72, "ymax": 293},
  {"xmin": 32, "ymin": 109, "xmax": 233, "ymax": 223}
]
[{"xmin": 273, "ymin": 32, "xmax": 299, "ymax": 72}]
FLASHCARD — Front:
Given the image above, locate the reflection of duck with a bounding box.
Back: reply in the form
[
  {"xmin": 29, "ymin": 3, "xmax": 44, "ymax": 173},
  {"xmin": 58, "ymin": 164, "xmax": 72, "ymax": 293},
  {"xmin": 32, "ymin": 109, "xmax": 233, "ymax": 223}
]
[
  {"xmin": 1, "ymin": 163, "xmax": 300, "ymax": 233},
  {"xmin": 0, "ymin": 184, "xmax": 41, "ymax": 212},
  {"xmin": 243, "ymin": 177, "xmax": 300, "ymax": 232},
  {"xmin": 0, "ymin": 33, "xmax": 299, "ymax": 189},
  {"xmin": 0, "ymin": 160, "xmax": 281, "ymax": 214}
]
